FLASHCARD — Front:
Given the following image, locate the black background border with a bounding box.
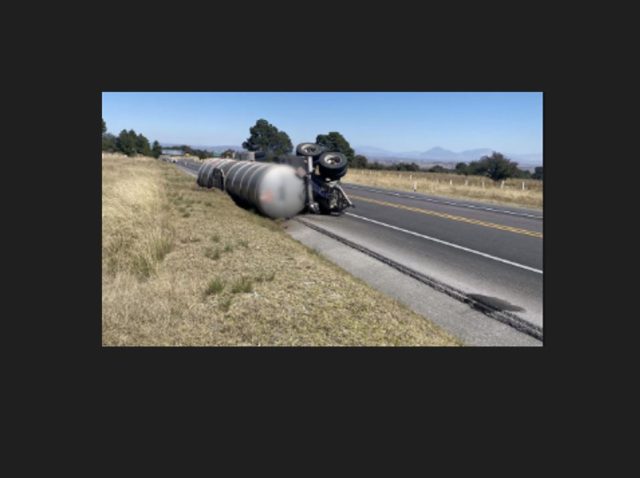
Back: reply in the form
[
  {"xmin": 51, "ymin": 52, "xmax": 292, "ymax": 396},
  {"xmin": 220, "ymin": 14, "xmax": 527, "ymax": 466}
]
[{"xmin": 38, "ymin": 20, "xmax": 600, "ymax": 412}]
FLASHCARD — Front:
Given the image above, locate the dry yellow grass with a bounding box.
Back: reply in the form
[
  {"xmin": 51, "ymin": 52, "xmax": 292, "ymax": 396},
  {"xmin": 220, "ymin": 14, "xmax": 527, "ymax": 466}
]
[
  {"xmin": 102, "ymin": 154, "xmax": 460, "ymax": 346},
  {"xmin": 344, "ymin": 169, "xmax": 542, "ymax": 209}
]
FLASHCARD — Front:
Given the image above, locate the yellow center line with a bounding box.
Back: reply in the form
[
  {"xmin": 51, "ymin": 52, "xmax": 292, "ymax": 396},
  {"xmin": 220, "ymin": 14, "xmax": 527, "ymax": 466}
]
[{"xmin": 349, "ymin": 195, "xmax": 543, "ymax": 239}]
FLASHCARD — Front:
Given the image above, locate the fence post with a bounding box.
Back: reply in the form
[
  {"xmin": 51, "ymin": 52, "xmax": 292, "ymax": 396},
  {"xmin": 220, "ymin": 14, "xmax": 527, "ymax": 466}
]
[
  {"xmin": 522, "ymin": 181, "xmax": 525, "ymax": 190},
  {"xmin": 413, "ymin": 181, "xmax": 417, "ymax": 192},
  {"xmin": 449, "ymin": 179, "xmax": 453, "ymax": 186}
]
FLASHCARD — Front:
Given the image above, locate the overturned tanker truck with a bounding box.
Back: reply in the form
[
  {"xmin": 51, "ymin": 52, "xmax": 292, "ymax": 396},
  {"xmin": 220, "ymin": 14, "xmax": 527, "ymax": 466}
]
[{"xmin": 195, "ymin": 143, "xmax": 354, "ymax": 219}]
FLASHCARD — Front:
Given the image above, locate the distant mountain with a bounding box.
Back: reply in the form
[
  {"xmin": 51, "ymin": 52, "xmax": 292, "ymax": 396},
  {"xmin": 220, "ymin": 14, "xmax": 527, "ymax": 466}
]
[
  {"xmin": 355, "ymin": 145, "xmax": 542, "ymax": 166},
  {"xmin": 159, "ymin": 142, "xmax": 542, "ymax": 166},
  {"xmin": 419, "ymin": 147, "xmax": 460, "ymax": 161},
  {"xmin": 354, "ymin": 145, "xmax": 396, "ymax": 157}
]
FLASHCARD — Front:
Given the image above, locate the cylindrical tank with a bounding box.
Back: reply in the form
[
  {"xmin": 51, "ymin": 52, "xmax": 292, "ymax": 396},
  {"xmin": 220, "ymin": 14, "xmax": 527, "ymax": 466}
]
[
  {"xmin": 197, "ymin": 159, "xmax": 218, "ymax": 187},
  {"xmin": 197, "ymin": 158, "xmax": 306, "ymax": 219}
]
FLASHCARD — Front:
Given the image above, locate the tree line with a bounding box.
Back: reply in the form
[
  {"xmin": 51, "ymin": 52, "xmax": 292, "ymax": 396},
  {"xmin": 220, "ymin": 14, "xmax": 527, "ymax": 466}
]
[
  {"xmin": 240, "ymin": 119, "xmax": 541, "ymax": 181},
  {"xmin": 241, "ymin": 119, "xmax": 369, "ymax": 167},
  {"xmin": 438, "ymin": 154, "xmax": 542, "ymax": 180},
  {"xmin": 102, "ymin": 116, "xmax": 542, "ymax": 181},
  {"xmin": 364, "ymin": 156, "xmax": 542, "ymax": 180},
  {"xmin": 102, "ymin": 118, "xmax": 162, "ymax": 158}
]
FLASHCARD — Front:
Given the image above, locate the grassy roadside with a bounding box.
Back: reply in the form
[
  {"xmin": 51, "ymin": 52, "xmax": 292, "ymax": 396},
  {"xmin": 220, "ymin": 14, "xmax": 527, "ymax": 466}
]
[
  {"xmin": 102, "ymin": 154, "xmax": 460, "ymax": 346},
  {"xmin": 344, "ymin": 169, "xmax": 542, "ymax": 209}
]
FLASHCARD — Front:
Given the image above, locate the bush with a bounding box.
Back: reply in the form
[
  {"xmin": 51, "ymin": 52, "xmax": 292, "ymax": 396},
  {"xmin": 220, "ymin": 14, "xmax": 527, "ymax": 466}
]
[
  {"xmin": 352, "ymin": 154, "xmax": 368, "ymax": 168},
  {"xmin": 532, "ymin": 166, "xmax": 543, "ymax": 180}
]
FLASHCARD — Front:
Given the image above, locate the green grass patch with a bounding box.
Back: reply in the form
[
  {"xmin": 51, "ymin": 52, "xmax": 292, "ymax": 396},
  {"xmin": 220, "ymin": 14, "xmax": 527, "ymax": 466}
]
[
  {"xmin": 231, "ymin": 277, "xmax": 253, "ymax": 294},
  {"xmin": 204, "ymin": 278, "xmax": 225, "ymax": 296}
]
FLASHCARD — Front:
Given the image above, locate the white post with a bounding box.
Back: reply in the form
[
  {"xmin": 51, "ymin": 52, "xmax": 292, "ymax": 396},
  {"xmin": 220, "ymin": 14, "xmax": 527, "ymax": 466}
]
[
  {"xmin": 482, "ymin": 180, "xmax": 485, "ymax": 189},
  {"xmin": 522, "ymin": 181, "xmax": 525, "ymax": 191},
  {"xmin": 501, "ymin": 180, "xmax": 505, "ymax": 189},
  {"xmin": 449, "ymin": 179, "xmax": 453, "ymax": 186},
  {"xmin": 413, "ymin": 181, "xmax": 417, "ymax": 192}
]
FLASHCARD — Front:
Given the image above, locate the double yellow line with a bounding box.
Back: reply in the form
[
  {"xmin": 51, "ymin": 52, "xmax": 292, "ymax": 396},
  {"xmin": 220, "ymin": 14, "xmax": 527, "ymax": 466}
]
[{"xmin": 349, "ymin": 195, "xmax": 543, "ymax": 239}]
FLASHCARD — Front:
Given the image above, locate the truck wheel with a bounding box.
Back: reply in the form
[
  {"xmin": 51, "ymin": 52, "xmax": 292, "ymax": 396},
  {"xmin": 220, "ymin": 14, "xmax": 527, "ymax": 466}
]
[
  {"xmin": 296, "ymin": 143, "xmax": 327, "ymax": 159},
  {"xmin": 318, "ymin": 152, "xmax": 348, "ymax": 180}
]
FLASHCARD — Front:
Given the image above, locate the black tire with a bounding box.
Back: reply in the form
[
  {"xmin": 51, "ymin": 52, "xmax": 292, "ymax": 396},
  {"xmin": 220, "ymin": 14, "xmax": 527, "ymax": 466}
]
[
  {"xmin": 317, "ymin": 152, "xmax": 348, "ymax": 180},
  {"xmin": 296, "ymin": 143, "xmax": 327, "ymax": 159},
  {"xmin": 328, "ymin": 167, "xmax": 347, "ymax": 180}
]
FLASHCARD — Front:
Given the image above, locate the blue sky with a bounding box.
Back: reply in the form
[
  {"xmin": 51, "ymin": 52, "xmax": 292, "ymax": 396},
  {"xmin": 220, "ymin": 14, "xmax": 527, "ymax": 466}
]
[{"xmin": 102, "ymin": 92, "xmax": 542, "ymax": 154}]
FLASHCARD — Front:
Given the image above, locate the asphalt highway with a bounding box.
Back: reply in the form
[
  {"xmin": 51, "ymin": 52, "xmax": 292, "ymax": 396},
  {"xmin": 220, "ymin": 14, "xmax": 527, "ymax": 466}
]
[{"xmin": 305, "ymin": 183, "xmax": 543, "ymax": 331}]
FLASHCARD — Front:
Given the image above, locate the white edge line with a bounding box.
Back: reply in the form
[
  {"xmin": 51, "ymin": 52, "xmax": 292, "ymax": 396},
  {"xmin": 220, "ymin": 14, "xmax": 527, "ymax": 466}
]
[
  {"xmin": 345, "ymin": 184, "xmax": 543, "ymax": 219},
  {"xmin": 345, "ymin": 212, "xmax": 543, "ymax": 275}
]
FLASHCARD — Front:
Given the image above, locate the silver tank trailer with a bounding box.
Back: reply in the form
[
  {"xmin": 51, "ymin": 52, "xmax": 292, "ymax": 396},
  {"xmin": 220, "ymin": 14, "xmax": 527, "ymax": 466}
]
[{"xmin": 197, "ymin": 158, "xmax": 306, "ymax": 219}]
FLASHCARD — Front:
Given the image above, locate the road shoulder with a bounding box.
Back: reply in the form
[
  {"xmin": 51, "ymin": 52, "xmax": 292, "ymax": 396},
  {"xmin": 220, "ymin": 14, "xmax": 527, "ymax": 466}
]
[{"xmin": 284, "ymin": 219, "xmax": 542, "ymax": 347}]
